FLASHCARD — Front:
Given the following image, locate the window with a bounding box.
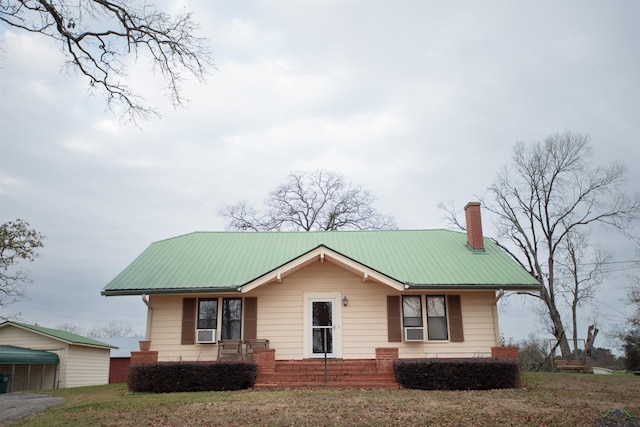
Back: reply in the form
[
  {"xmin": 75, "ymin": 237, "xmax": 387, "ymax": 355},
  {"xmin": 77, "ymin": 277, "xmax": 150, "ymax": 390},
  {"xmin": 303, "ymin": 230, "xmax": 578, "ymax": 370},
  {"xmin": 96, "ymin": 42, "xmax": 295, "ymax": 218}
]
[
  {"xmin": 389, "ymin": 295, "xmax": 462, "ymax": 343},
  {"xmin": 311, "ymin": 299, "xmax": 335, "ymax": 355},
  {"xmin": 402, "ymin": 296, "xmax": 424, "ymax": 341},
  {"xmin": 197, "ymin": 298, "xmax": 218, "ymax": 329},
  {"xmin": 221, "ymin": 298, "xmax": 242, "ymax": 340},
  {"xmin": 402, "ymin": 296, "xmax": 422, "ymax": 327},
  {"xmin": 426, "ymin": 296, "xmax": 448, "ymax": 340},
  {"xmin": 183, "ymin": 297, "xmax": 257, "ymax": 345}
]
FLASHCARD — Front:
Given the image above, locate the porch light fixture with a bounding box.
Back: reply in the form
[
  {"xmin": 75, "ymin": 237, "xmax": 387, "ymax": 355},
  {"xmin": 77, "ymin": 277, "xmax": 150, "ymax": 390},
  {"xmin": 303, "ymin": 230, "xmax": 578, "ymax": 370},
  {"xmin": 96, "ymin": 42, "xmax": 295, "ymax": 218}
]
[{"xmin": 343, "ymin": 295, "xmax": 349, "ymax": 307}]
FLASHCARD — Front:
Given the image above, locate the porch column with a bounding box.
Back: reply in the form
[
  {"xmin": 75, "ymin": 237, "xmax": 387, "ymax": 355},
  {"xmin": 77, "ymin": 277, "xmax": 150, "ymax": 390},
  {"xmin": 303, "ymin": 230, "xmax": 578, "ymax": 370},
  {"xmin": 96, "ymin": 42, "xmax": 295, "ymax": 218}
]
[
  {"xmin": 253, "ymin": 349, "xmax": 276, "ymax": 384},
  {"xmin": 130, "ymin": 351, "xmax": 159, "ymax": 365},
  {"xmin": 375, "ymin": 348, "xmax": 398, "ymax": 374},
  {"xmin": 491, "ymin": 346, "xmax": 519, "ymax": 360}
]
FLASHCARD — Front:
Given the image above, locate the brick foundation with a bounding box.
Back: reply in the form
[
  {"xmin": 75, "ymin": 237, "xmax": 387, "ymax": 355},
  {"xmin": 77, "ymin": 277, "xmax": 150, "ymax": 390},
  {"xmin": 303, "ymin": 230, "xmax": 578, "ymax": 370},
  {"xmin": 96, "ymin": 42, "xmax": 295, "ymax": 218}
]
[
  {"xmin": 129, "ymin": 347, "xmax": 519, "ymax": 389},
  {"xmin": 130, "ymin": 351, "xmax": 159, "ymax": 365},
  {"xmin": 375, "ymin": 347, "xmax": 399, "ymax": 374},
  {"xmin": 491, "ymin": 346, "xmax": 519, "ymax": 360},
  {"xmin": 253, "ymin": 348, "xmax": 399, "ymax": 390}
]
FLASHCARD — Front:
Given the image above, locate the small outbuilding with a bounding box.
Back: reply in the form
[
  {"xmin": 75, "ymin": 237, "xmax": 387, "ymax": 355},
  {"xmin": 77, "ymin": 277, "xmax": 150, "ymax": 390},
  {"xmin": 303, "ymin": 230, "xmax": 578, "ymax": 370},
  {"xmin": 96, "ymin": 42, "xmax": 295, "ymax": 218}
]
[{"xmin": 0, "ymin": 321, "xmax": 116, "ymax": 391}]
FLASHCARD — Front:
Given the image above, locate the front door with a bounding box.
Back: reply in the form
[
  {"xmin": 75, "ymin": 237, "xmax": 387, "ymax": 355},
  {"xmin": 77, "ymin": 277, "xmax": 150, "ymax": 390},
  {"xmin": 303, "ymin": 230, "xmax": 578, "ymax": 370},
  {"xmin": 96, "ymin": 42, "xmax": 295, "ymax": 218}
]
[{"xmin": 310, "ymin": 298, "xmax": 335, "ymax": 358}]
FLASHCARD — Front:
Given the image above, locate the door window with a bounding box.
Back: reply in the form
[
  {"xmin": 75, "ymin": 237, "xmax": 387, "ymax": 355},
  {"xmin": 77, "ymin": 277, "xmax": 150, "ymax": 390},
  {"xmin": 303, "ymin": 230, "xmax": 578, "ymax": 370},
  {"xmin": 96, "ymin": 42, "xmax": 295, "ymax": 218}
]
[{"xmin": 311, "ymin": 299, "xmax": 335, "ymax": 356}]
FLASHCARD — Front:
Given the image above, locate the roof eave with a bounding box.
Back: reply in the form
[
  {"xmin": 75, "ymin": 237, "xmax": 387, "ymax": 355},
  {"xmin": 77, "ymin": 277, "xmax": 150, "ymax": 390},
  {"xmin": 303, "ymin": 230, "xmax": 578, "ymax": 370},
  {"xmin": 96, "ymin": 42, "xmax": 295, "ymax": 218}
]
[
  {"xmin": 102, "ymin": 286, "xmax": 241, "ymax": 297},
  {"xmin": 404, "ymin": 283, "xmax": 543, "ymax": 291}
]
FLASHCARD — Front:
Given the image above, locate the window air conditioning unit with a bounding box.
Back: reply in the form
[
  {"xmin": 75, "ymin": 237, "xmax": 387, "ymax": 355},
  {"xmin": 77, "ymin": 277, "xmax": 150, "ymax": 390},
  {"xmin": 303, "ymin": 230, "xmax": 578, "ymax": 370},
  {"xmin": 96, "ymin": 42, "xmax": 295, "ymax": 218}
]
[
  {"xmin": 196, "ymin": 329, "xmax": 216, "ymax": 344},
  {"xmin": 404, "ymin": 327, "xmax": 425, "ymax": 341}
]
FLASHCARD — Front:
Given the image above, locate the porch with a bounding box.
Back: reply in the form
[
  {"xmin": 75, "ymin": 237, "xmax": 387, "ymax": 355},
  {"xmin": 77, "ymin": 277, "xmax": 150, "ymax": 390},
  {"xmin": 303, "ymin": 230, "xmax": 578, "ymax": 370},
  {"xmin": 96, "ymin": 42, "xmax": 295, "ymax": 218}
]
[
  {"xmin": 252, "ymin": 348, "xmax": 399, "ymax": 390},
  {"xmin": 129, "ymin": 346, "xmax": 519, "ymax": 390}
]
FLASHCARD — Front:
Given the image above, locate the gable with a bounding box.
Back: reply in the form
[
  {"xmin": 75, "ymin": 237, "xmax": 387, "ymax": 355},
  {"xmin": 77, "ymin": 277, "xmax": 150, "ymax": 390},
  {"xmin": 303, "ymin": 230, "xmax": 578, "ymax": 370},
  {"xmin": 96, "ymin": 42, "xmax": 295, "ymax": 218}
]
[
  {"xmin": 102, "ymin": 230, "xmax": 541, "ymax": 296},
  {"xmin": 0, "ymin": 325, "xmax": 65, "ymax": 349},
  {"xmin": 241, "ymin": 245, "xmax": 405, "ymax": 293},
  {"xmin": 0, "ymin": 322, "xmax": 116, "ymax": 350}
]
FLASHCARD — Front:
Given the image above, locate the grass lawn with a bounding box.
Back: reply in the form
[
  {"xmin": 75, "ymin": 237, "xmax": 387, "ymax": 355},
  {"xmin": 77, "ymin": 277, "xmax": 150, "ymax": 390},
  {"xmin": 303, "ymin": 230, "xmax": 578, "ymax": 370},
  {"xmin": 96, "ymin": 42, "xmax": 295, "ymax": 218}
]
[{"xmin": 9, "ymin": 372, "xmax": 640, "ymax": 427}]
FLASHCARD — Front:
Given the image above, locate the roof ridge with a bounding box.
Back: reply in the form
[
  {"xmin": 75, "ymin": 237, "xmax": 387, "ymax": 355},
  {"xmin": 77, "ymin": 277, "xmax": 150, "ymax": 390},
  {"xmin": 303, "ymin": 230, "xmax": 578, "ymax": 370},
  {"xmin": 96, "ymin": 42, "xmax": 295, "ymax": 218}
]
[{"xmin": 152, "ymin": 228, "xmax": 461, "ymax": 243}]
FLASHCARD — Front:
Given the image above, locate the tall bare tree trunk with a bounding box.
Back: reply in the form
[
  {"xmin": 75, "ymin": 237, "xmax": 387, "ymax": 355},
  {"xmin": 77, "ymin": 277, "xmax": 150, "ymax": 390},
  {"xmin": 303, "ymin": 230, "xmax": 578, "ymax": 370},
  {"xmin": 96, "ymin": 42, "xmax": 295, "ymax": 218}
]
[
  {"xmin": 541, "ymin": 287, "xmax": 572, "ymax": 358},
  {"xmin": 572, "ymin": 300, "xmax": 579, "ymax": 352},
  {"xmin": 484, "ymin": 132, "xmax": 639, "ymax": 362},
  {"xmin": 584, "ymin": 324, "xmax": 599, "ymax": 362}
]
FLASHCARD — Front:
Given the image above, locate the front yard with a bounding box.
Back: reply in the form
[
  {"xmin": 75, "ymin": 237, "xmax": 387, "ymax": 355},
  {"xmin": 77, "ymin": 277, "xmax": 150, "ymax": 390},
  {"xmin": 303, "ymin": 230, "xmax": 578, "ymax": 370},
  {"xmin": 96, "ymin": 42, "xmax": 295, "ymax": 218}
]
[{"xmin": 9, "ymin": 372, "xmax": 640, "ymax": 427}]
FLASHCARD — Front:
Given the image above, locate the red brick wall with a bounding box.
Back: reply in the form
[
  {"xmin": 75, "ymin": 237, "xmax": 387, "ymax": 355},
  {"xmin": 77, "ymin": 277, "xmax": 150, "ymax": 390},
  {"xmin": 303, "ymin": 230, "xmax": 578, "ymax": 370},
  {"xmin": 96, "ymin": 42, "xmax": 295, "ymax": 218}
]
[
  {"xmin": 109, "ymin": 358, "xmax": 130, "ymax": 383},
  {"xmin": 375, "ymin": 347, "xmax": 398, "ymax": 373},
  {"xmin": 464, "ymin": 202, "xmax": 484, "ymax": 250},
  {"xmin": 491, "ymin": 346, "xmax": 519, "ymax": 360},
  {"xmin": 253, "ymin": 349, "xmax": 275, "ymax": 384},
  {"xmin": 130, "ymin": 351, "xmax": 159, "ymax": 365}
]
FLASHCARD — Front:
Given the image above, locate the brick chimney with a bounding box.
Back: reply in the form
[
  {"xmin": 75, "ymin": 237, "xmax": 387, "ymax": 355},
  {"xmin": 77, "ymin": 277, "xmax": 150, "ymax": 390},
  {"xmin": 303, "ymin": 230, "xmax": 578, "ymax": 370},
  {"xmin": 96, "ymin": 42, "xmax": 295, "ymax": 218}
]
[{"xmin": 464, "ymin": 202, "xmax": 484, "ymax": 251}]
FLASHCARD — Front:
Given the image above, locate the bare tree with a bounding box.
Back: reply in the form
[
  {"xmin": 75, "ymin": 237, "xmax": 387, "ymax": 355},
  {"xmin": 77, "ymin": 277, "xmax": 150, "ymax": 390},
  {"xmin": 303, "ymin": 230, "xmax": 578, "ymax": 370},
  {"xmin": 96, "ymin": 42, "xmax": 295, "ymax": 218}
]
[
  {"xmin": 88, "ymin": 320, "xmax": 135, "ymax": 338},
  {"xmin": 438, "ymin": 201, "xmax": 466, "ymax": 231},
  {"xmin": 0, "ymin": 219, "xmax": 44, "ymax": 318},
  {"xmin": 56, "ymin": 322, "xmax": 87, "ymax": 336},
  {"xmin": 556, "ymin": 230, "xmax": 610, "ymax": 352},
  {"xmin": 220, "ymin": 170, "xmax": 397, "ymax": 232},
  {"xmin": 57, "ymin": 320, "xmax": 137, "ymax": 337},
  {"xmin": 628, "ymin": 279, "xmax": 640, "ymax": 331},
  {"xmin": 617, "ymin": 275, "xmax": 640, "ymax": 371},
  {"xmin": 483, "ymin": 131, "xmax": 640, "ymax": 359},
  {"xmin": 1, "ymin": 0, "xmax": 213, "ymax": 121}
]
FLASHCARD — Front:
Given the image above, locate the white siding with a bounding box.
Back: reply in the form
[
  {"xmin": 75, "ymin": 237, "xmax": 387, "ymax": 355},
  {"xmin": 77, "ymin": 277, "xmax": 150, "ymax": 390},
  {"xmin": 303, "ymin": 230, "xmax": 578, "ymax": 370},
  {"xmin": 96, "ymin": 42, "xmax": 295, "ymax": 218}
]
[
  {"xmin": 148, "ymin": 294, "xmax": 219, "ymax": 361},
  {"xmin": 148, "ymin": 260, "xmax": 501, "ymax": 362},
  {"xmin": 0, "ymin": 326, "xmax": 64, "ymax": 349},
  {"xmin": 419, "ymin": 292, "xmax": 499, "ymax": 358}
]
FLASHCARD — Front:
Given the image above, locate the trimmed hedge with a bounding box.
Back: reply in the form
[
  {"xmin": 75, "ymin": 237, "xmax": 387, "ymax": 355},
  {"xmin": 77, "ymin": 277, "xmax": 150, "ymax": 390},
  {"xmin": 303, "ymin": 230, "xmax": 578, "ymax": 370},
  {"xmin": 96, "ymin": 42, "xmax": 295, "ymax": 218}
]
[
  {"xmin": 128, "ymin": 361, "xmax": 256, "ymax": 393},
  {"xmin": 393, "ymin": 359, "xmax": 520, "ymax": 390}
]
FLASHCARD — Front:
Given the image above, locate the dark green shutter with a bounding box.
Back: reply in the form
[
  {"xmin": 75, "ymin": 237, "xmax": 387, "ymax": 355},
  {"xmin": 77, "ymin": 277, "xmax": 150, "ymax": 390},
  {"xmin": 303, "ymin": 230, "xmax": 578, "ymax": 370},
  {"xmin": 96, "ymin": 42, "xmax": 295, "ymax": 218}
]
[
  {"xmin": 181, "ymin": 298, "xmax": 196, "ymax": 345},
  {"xmin": 448, "ymin": 295, "xmax": 464, "ymax": 343},
  {"xmin": 387, "ymin": 295, "xmax": 402, "ymax": 342},
  {"xmin": 243, "ymin": 297, "xmax": 258, "ymax": 340}
]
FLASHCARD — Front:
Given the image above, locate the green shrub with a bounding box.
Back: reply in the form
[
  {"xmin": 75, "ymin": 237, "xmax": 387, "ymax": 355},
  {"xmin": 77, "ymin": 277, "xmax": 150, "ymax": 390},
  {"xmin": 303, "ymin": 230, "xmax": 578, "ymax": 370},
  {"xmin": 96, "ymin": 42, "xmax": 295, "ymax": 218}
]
[
  {"xmin": 393, "ymin": 359, "xmax": 520, "ymax": 390},
  {"xmin": 128, "ymin": 361, "xmax": 256, "ymax": 393}
]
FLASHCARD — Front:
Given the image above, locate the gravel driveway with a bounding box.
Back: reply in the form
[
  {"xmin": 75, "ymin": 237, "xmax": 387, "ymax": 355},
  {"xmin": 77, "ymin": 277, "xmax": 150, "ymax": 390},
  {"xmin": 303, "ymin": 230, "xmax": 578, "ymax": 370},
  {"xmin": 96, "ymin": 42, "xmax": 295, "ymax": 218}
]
[{"xmin": 0, "ymin": 392, "xmax": 64, "ymax": 425}]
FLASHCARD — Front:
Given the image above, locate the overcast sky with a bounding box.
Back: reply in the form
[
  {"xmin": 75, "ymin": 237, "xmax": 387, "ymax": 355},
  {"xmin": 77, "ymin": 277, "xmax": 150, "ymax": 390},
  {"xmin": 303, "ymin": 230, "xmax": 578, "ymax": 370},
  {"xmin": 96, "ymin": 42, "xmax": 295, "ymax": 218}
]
[{"xmin": 1, "ymin": 1, "xmax": 638, "ymax": 351}]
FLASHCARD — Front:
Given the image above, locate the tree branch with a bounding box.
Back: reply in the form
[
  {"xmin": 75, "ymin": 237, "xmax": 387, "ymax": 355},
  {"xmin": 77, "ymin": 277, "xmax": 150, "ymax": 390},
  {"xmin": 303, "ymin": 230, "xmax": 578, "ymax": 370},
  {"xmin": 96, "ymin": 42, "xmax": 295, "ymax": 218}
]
[{"xmin": 1, "ymin": 0, "xmax": 213, "ymax": 122}]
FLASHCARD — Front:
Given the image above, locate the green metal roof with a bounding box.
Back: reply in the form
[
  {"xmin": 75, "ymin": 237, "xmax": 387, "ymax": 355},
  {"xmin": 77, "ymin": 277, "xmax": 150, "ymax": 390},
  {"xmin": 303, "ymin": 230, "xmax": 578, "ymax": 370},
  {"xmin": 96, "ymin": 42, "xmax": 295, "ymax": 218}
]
[
  {"xmin": 0, "ymin": 345, "xmax": 59, "ymax": 365},
  {"xmin": 0, "ymin": 322, "xmax": 117, "ymax": 349},
  {"xmin": 103, "ymin": 230, "xmax": 541, "ymax": 296}
]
